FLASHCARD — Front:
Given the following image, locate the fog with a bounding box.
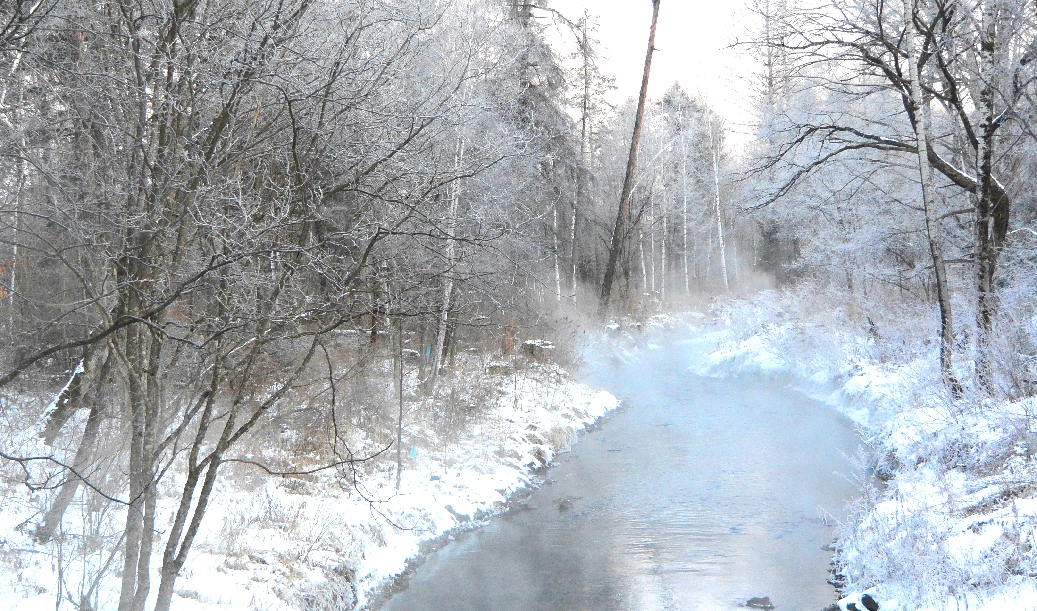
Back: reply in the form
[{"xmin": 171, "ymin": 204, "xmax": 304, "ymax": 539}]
[{"xmin": 380, "ymin": 332, "xmax": 862, "ymax": 610}]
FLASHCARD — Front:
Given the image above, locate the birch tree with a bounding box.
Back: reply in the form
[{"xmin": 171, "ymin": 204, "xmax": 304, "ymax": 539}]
[{"xmin": 904, "ymin": 0, "xmax": 959, "ymax": 390}]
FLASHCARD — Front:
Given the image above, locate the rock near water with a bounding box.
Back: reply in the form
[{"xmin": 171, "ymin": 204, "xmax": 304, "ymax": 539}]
[
  {"xmin": 839, "ymin": 592, "xmax": 881, "ymax": 611},
  {"xmin": 746, "ymin": 596, "xmax": 775, "ymax": 609},
  {"xmin": 861, "ymin": 593, "xmax": 880, "ymax": 611}
]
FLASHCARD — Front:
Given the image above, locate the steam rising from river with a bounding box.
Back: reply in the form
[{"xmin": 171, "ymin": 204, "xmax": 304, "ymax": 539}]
[{"xmin": 381, "ymin": 335, "xmax": 862, "ymax": 610}]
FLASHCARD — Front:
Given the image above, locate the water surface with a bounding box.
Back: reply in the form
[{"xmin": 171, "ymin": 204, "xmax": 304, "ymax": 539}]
[{"xmin": 382, "ymin": 336, "xmax": 862, "ymax": 611}]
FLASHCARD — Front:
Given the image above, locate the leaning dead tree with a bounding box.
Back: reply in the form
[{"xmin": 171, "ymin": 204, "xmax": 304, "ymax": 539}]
[{"xmin": 599, "ymin": 0, "xmax": 660, "ymax": 316}]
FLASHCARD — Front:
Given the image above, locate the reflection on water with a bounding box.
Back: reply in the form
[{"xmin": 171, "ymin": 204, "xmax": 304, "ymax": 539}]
[{"xmin": 380, "ymin": 338, "xmax": 862, "ymax": 611}]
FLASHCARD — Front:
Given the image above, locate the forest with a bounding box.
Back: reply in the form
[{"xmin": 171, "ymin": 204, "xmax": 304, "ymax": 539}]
[{"xmin": 1, "ymin": 0, "xmax": 1036, "ymax": 609}]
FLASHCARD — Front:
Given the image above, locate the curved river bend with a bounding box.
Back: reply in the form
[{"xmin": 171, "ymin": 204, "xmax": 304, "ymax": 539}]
[{"xmin": 381, "ymin": 337, "xmax": 862, "ymax": 611}]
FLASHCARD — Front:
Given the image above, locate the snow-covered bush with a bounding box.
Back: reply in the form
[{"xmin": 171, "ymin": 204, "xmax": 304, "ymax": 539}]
[{"xmin": 694, "ymin": 283, "xmax": 1037, "ymax": 610}]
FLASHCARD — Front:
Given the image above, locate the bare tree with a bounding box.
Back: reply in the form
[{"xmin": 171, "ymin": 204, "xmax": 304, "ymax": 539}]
[
  {"xmin": 0, "ymin": 1, "xmax": 546, "ymax": 609},
  {"xmin": 749, "ymin": 0, "xmax": 1034, "ymax": 384},
  {"xmin": 599, "ymin": 0, "xmax": 660, "ymax": 316},
  {"xmin": 903, "ymin": 0, "xmax": 960, "ymax": 390},
  {"xmin": 0, "ymin": 0, "xmax": 56, "ymax": 53}
]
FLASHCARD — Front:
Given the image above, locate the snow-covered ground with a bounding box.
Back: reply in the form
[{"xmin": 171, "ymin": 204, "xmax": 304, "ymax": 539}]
[
  {"xmin": 0, "ymin": 360, "xmax": 617, "ymax": 611},
  {"xmin": 6, "ymin": 287, "xmax": 1034, "ymax": 611},
  {"xmin": 652, "ymin": 289, "xmax": 1037, "ymax": 611}
]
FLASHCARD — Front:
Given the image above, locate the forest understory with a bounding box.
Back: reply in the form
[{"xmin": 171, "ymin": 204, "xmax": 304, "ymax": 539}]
[{"xmin": 0, "ymin": 341, "xmax": 617, "ymax": 611}]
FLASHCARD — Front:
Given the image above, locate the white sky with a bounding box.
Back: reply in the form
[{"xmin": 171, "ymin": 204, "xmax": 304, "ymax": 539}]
[{"xmin": 541, "ymin": 0, "xmax": 760, "ymax": 149}]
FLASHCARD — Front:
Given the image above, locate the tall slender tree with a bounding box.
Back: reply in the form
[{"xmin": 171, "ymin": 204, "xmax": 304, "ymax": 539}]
[{"xmin": 599, "ymin": 0, "xmax": 661, "ymax": 315}]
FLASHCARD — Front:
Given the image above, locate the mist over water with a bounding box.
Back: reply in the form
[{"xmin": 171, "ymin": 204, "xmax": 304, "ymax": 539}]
[{"xmin": 381, "ymin": 335, "xmax": 863, "ymax": 611}]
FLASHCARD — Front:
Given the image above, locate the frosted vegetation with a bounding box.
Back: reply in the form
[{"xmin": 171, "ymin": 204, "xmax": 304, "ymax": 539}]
[
  {"xmin": 1, "ymin": 351, "xmax": 617, "ymax": 610},
  {"xmin": 1, "ymin": 0, "xmax": 1037, "ymax": 610},
  {"xmin": 676, "ymin": 282, "xmax": 1037, "ymax": 611}
]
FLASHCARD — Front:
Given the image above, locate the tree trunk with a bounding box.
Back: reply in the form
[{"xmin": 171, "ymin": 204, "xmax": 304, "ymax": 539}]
[
  {"xmin": 368, "ymin": 274, "xmax": 379, "ymax": 346},
  {"xmin": 418, "ymin": 320, "xmax": 429, "ymax": 381},
  {"xmin": 708, "ymin": 118, "xmax": 730, "ymax": 293},
  {"xmin": 571, "ymin": 184, "xmax": 579, "ymax": 303},
  {"xmin": 394, "ymin": 316, "xmax": 404, "ymax": 491},
  {"xmin": 707, "ymin": 231, "xmax": 713, "ymax": 278},
  {"xmin": 431, "ymin": 279, "xmax": 454, "ymax": 388},
  {"xmin": 553, "ymin": 205, "xmax": 562, "ymax": 302},
  {"xmin": 431, "ymin": 105, "xmax": 466, "ymax": 389},
  {"xmin": 132, "ymin": 333, "xmax": 162, "ymax": 611},
  {"xmin": 904, "ymin": 0, "xmax": 960, "ymax": 392},
  {"xmin": 36, "ymin": 347, "xmax": 111, "ymax": 543},
  {"xmin": 974, "ymin": 1, "xmax": 1001, "ymax": 386},
  {"xmin": 42, "ymin": 343, "xmax": 109, "ymax": 446},
  {"xmin": 639, "ymin": 227, "xmax": 649, "ymax": 296},
  {"xmin": 503, "ymin": 315, "xmax": 516, "ymax": 356},
  {"xmin": 661, "ymin": 212, "xmax": 667, "ymax": 303},
  {"xmin": 36, "ymin": 398, "xmax": 105, "ymax": 544},
  {"xmin": 9, "ymin": 152, "xmax": 25, "ymax": 330},
  {"xmin": 649, "ymin": 187, "xmax": 656, "ymax": 294},
  {"xmin": 732, "ymin": 235, "xmax": 739, "ymax": 284},
  {"xmin": 681, "ymin": 115, "xmax": 690, "ymax": 296},
  {"xmin": 572, "ymin": 16, "xmax": 592, "ymax": 305},
  {"xmin": 598, "ymin": 0, "xmax": 660, "ymax": 316},
  {"xmin": 118, "ymin": 333, "xmax": 145, "ymax": 611},
  {"xmin": 152, "ymin": 336, "xmax": 321, "ymax": 611}
]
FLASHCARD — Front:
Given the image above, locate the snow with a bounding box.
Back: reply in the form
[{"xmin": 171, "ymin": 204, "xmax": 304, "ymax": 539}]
[
  {"xmin": 0, "ymin": 361, "xmax": 617, "ymax": 611},
  {"xmin": 7, "ymin": 287, "xmax": 1036, "ymax": 611},
  {"xmin": 42, "ymin": 358, "xmax": 83, "ymax": 418},
  {"xmin": 662, "ymin": 289, "xmax": 1037, "ymax": 611}
]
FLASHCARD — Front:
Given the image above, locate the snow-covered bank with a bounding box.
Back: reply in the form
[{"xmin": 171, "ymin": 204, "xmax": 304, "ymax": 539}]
[
  {"xmin": 0, "ymin": 361, "xmax": 617, "ymax": 611},
  {"xmin": 654, "ymin": 289, "xmax": 1037, "ymax": 611}
]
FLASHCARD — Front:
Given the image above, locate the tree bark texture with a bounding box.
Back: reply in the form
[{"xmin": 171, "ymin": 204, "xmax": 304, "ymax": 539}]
[{"xmin": 974, "ymin": 0, "xmax": 1007, "ymax": 386}]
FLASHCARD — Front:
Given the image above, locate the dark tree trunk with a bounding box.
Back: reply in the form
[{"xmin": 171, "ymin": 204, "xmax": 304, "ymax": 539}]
[
  {"xmin": 598, "ymin": 0, "xmax": 660, "ymax": 316},
  {"xmin": 36, "ymin": 346, "xmax": 111, "ymax": 544},
  {"xmin": 394, "ymin": 316, "xmax": 404, "ymax": 491},
  {"xmin": 35, "ymin": 397, "xmax": 105, "ymax": 543}
]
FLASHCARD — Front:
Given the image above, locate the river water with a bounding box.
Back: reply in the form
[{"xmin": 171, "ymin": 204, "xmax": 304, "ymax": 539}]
[{"xmin": 381, "ymin": 336, "xmax": 863, "ymax": 611}]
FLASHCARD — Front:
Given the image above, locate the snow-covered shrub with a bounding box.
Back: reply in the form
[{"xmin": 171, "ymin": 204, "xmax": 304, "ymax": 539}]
[{"xmin": 696, "ymin": 283, "xmax": 1037, "ymax": 610}]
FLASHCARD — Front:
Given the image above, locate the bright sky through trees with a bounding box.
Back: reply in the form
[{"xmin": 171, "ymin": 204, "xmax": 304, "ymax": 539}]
[{"xmin": 546, "ymin": 0, "xmax": 756, "ymax": 147}]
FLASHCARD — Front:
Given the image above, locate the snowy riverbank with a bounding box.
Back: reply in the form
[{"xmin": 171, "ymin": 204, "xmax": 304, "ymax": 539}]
[
  {"xmin": 0, "ymin": 360, "xmax": 617, "ymax": 611},
  {"xmin": 646, "ymin": 290, "xmax": 1037, "ymax": 611},
  {"xmin": 6, "ymin": 287, "xmax": 1034, "ymax": 611}
]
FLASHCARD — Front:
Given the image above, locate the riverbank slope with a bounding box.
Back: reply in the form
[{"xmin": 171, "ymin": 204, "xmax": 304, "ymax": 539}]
[
  {"xmin": 0, "ymin": 360, "xmax": 617, "ymax": 611},
  {"xmin": 652, "ymin": 289, "xmax": 1037, "ymax": 611}
]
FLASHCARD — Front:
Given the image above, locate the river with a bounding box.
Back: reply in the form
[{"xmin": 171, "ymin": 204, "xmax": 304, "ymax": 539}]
[{"xmin": 380, "ymin": 335, "xmax": 862, "ymax": 611}]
